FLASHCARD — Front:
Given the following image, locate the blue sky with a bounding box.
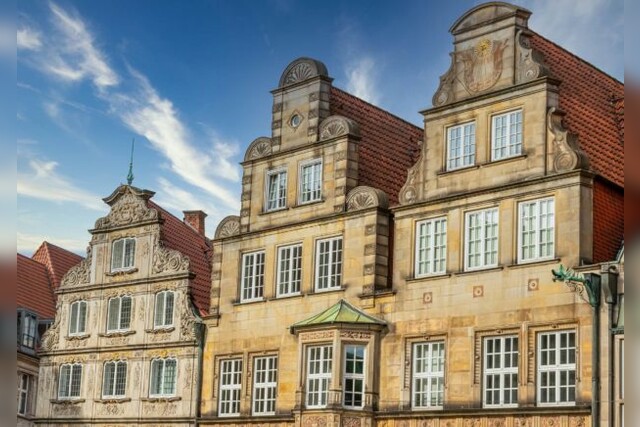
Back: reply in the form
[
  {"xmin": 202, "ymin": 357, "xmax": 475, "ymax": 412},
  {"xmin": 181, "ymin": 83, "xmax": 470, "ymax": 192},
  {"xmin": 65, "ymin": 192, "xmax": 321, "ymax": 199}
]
[{"xmin": 16, "ymin": 0, "xmax": 623, "ymax": 255}]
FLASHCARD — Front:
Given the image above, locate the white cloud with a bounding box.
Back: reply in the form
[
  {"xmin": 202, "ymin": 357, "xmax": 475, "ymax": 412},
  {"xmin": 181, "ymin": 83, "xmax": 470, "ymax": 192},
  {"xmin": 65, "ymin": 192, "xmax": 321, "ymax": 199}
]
[
  {"xmin": 18, "ymin": 232, "xmax": 88, "ymax": 255},
  {"xmin": 345, "ymin": 57, "xmax": 380, "ymax": 105},
  {"xmin": 17, "ymin": 26, "xmax": 42, "ymax": 51}
]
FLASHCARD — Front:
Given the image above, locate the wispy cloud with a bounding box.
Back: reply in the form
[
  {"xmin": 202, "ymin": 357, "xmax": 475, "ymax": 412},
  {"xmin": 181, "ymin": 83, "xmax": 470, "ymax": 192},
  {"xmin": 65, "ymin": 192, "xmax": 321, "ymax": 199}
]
[
  {"xmin": 345, "ymin": 56, "xmax": 380, "ymax": 105},
  {"xmin": 17, "ymin": 26, "xmax": 42, "ymax": 51},
  {"xmin": 18, "ymin": 231, "xmax": 88, "ymax": 255}
]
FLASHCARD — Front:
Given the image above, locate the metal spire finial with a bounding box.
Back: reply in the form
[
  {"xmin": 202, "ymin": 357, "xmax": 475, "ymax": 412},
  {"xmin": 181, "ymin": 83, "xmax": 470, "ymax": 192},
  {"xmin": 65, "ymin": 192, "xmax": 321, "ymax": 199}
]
[{"xmin": 127, "ymin": 138, "xmax": 135, "ymax": 185}]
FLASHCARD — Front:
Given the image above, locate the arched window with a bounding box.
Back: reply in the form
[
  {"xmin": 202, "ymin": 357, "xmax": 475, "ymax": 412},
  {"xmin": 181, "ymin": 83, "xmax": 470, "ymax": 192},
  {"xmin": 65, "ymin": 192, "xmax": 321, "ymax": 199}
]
[{"xmin": 111, "ymin": 238, "xmax": 136, "ymax": 271}]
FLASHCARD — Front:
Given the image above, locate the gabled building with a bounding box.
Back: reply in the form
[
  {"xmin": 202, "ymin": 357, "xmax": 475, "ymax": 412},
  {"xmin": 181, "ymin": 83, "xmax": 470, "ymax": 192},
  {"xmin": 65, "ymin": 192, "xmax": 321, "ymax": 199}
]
[
  {"xmin": 18, "ymin": 242, "xmax": 83, "ymax": 426},
  {"xmin": 34, "ymin": 185, "xmax": 211, "ymax": 426},
  {"xmin": 199, "ymin": 2, "xmax": 622, "ymax": 427}
]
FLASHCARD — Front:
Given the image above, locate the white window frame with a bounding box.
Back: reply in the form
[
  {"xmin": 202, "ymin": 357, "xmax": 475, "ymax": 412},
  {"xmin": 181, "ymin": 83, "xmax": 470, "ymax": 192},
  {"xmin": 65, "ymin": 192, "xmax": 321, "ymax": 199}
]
[
  {"xmin": 68, "ymin": 300, "xmax": 87, "ymax": 336},
  {"xmin": 298, "ymin": 159, "xmax": 323, "ymax": 204},
  {"xmin": 106, "ymin": 295, "xmax": 132, "ymax": 332},
  {"xmin": 415, "ymin": 217, "xmax": 447, "ymax": 277},
  {"xmin": 265, "ymin": 168, "xmax": 288, "ymax": 212},
  {"xmin": 252, "ymin": 355, "xmax": 278, "ymax": 416},
  {"xmin": 102, "ymin": 360, "xmax": 128, "ymax": 398},
  {"xmin": 537, "ymin": 330, "xmax": 576, "ymax": 406},
  {"xmin": 446, "ymin": 121, "xmax": 476, "ymax": 171},
  {"xmin": 464, "ymin": 208, "xmax": 499, "ymax": 271},
  {"xmin": 314, "ymin": 237, "xmax": 343, "ymax": 292},
  {"xmin": 153, "ymin": 291, "xmax": 174, "ymax": 329},
  {"xmin": 491, "ymin": 109, "xmax": 523, "ymax": 161},
  {"xmin": 241, "ymin": 251, "xmax": 265, "ymax": 302},
  {"xmin": 412, "ymin": 341, "xmax": 445, "ymax": 409},
  {"xmin": 149, "ymin": 358, "xmax": 177, "ymax": 398},
  {"xmin": 111, "ymin": 237, "xmax": 136, "ymax": 271},
  {"xmin": 343, "ymin": 344, "xmax": 366, "ymax": 409},
  {"xmin": 277, "ymin": 244, "xmax": 302, "ymax": 297},
  {"xmin": 306, "ymin": 345, "xmax": 332, "ymax": 409},
  {"xmin": 616, "ymin": 337, "xmax": 624, "ymax": 427},
  {"xmin": 18, "ymin": 373, "xmax": 30, "ymax": 415},
  {"xmin": 518, "ymin": 198, "xmax": 555, "ymax": 263},
  {"xmin": 219, "ymin": 358, "xmax": 243, "ymax": 417},
  {"xmin": 21, "ymin": 311, "xmax": 37, "ymax": 348},
  {"xmin": 58, "ymin": 363, "xmax": 83, "ymax": 399},
  {"xmin": 483, "ymin": 336, "xmax": 519, "ymax": 408}
]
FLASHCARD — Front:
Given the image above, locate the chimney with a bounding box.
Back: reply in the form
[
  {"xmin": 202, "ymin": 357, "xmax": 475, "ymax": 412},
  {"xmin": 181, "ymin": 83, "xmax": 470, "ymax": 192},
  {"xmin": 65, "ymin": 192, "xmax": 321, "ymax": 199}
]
[{"xmin": 183, "ymin": 210, "xmax": 207, "ymax": 236}]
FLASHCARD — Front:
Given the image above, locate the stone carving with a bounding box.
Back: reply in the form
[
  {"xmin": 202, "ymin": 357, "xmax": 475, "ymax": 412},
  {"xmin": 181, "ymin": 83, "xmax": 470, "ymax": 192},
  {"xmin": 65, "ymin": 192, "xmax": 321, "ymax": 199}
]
[
  {"xmin": 458, "ymin": 38, "xmax": 509, "ymax": 94},
  {"xmin": 215, "ymin": 215, "xmax": 241, "ymax": 238},
  {"xmin": 464, "ymin": 419, "xmax": 482, "ymax": 427},
  {"xmin": 399, "ymin": 146, "xmax": 424, "ymax": 205},
  {"xmin": 420, "ymin": 421, "xmax": 436, "ymax": 427},
  {"xmin": 285, "ymin": 62, "xmax": 313, "ymax": 85},
  {"xmin": 180, "ymin": 295, "xmax": 197, "ymax": 341},
  {"xmin": 516, "ymin": 30, "xmax": 548, "ymax": 83},
  {"xmin": 143, "ymin": 402, "xmax": 177, "ymax": 416},
  {"xmin": 569, "ymin": 417, "xmax": 587, "ymax": 427},
  {"xmin": 346, "ymin": 186, "xmax": 389, "ymax": 211},
  {"xmin": 61, "ymin": 247, "xmax": 91, "ymax": 287},
  {"xmin": 541, "ymin": 417, "xmax": 562, "ymax": 427},
  {"xmin": 52, "ymin": 402, "xmax": 82, "ymax": 416},
  {"xmin": 152, "ymin": 238, "xmax": 190, "ymax": 274},
  {"xmin": 340, "ymin": 331, "xmax": 372, "ymax": 340},
  {"xmin": 488, "ymin": 418, "xmax": 507, "ymax": 427},
  {"xmin": 319, "ymin": 115, "xmax": 360, "ymax": 140},
  {"xmin": 94, "ymin": 191, "xmax": 158, "ymax": 230},
  {"xmin": 364, "ymin": 244, "xmax": 376, "ymax": 255},
  {"xmin": 548, "ymin": 107, "xmax": 589, "ymax": 173},
  {"xmin": 300, "ymin": 330, "xmax": 335, "ymax": 341},
  {"xmin": 514, "ymin": 418, "xmax": 532, "ymax": 427},
  {"xmin": 244, "ymin": 137, "xmax": 272, "ymax": 161},
  {"xmin": 279, "ymin": 58, "xmax": 328, "ymax": 87},
  {"xmin": 433, "ymin": 52, "xmax": 456, "ymax": 106},
  {"xmin": 99, "ymin": 403, "xmax": 123, "ymax": 416},
  {"xmin": 304, "ymin": 415, "xmax": 327, "ymax": 427},
  {"xmin": 343, "ymin": 417, "xmax": 361, "ymax": 427}
]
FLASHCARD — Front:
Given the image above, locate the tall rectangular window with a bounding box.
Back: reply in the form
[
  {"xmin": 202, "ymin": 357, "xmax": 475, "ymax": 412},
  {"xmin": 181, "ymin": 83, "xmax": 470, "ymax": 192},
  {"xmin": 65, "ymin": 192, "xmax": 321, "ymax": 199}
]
[
  {"xmin": 107, "ymin": 296, "xmax": 132, "ymax": 332},
  {"xmin": 149, "ymin": 358, "xmax": 177, "ymax": 397},
  {"xmin": 277, "ymin": 244, "xmax": 302, "ymax": 296},
  {"xmin": 219, "ymin": 359, "xmax": 243, "ymax": 417},
  {"xmin": 315, "ymin": 237, "xmax": 343, "ymax": 291},
  {"xmin": 343, "ymin": 345, "xmax": 365, "ymax": 409},
  {"xmin": 266, "ymin": 169, "xmax": 287, "ymax": 211},
  {"xmin": 69, "ymin": 301, "xmax": 87, "ymax": 336},
  {"xmin": 253, "ymin": 356, "xmax": 278, "ymax": 415},
  {"xmin": 299, "ymin": 160, "xmax": 322, "ymax": 203},
  {"xmin": 306, "ymin": 345, "xmax": 332, "ymax": 408},
  {"xmin": 21, "ymin": 312, "xmax": 37, "ymax": 348},
  {"xmin": 483, "ymin": 336, "xmax": 518, "ymax": 408},
  {"xmin": 538, "ymin": 330, "xmax": 576, "ymax": 406},
  {"xmin": 415, "ymin": 218, "xmax": 447, "ymax": 277},
  {"xmin": 112, "ymin": 238, "xmax": 136, "ymax": 271},
  {"xmin": 492, "ymin": 110, "xmax": 523, "ymax": 160},
  {"xmin": 18, "ymin": 373, "xmax": 30, "ymax": 415},
  {"xmin": 519, "ymin": 198, "xmax": 555, "ymax": 263},
  {"xmin": 447, "ymin": 122, "xmax": 475, "ymax": 170},
  {"xmin": 465, "ymin": 208, "xmax": 499, "ymax": 270},
  {"xmin": 241, "ymin": 251, "xmax": 265, "ymax": 302},
  {"xmin": 154, "ymin": 291, "xmax": 174, "ymax": 328},
  {"xmin": 102, "ymin": 361, "xmax": 128, "ymax": 398},
  {"xmin": 58, "ymin": 363, "xmax": 82, "ymax": 399},
  {"xmin": 412, "ymin": 341, "xmax": 445, "ymax": 409}
]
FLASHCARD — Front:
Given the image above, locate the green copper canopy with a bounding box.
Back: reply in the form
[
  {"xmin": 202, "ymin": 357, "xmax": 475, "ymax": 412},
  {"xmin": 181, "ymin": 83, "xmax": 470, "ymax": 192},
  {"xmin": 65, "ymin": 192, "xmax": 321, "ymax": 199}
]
[{"xmin": 290, "ymin": 299, "xmax": 386, "ymax": 333}]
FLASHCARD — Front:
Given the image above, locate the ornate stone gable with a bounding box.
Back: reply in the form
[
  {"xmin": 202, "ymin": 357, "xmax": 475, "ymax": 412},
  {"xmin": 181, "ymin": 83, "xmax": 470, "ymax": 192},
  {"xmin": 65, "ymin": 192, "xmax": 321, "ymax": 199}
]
[
  {"xmin": 152, "ymin": 236, "xmax": 190, "ymax": 275},
  {"xmin": 60, "ymin": 246, "xmax": 92, "ymax": 287},
  {"xmin": 94, "ymin": 185, "xmax": 158, "ymax": 230}
]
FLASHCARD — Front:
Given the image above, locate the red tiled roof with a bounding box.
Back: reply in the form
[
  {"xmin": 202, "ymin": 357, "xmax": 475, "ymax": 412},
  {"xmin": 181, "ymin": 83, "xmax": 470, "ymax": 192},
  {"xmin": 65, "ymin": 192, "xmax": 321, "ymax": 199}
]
[
  {"xmin": 149, "ymin": 201, "xmax": 212, "ymax": 315},
  {"xmin": 17, "ymin": 254, "xmax": 56, "ymax": 319},
  {"xmin": 32, "ymin": 241, "xmax": 83, "ymax": 290},
  {"xmin": 330, "ymin": 87, "xmax": 423, "ymax": 206},
  {"xmin": 593, "ymin": 179, "xmax": 624, "ymax": 263}
]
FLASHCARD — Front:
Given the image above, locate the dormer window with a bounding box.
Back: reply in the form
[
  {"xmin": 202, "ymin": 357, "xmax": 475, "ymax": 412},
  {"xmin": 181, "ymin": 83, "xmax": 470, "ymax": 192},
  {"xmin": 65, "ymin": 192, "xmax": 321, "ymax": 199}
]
[
  {"xmin": 446, "ymin": 122, "xmax": 476, "ymax": 170},
  {"xmin": 111, "ymin": 238, "xmax": 135, "ymax": 271},
  {"xmin": 265, "ymin": 169, "xmax": 287, "ymax": 211}
]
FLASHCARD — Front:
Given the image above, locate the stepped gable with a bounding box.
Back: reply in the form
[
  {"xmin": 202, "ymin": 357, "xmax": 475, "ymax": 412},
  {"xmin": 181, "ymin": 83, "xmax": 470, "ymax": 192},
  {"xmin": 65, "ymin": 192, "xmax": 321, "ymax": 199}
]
[
  {"xmin": 149, "ymin": 201, "xmax": 212, "ymax": 315},
  {"xmin": 17, "ymin": 254, "xmax": 56, "ymax": 320},
  {"xmin": 32, "ymin": 241, "xmax": 83, "ymax": 290},
  {"xmin": 330, "ymin": 87, "xmax": 422, "ymax": 206}
]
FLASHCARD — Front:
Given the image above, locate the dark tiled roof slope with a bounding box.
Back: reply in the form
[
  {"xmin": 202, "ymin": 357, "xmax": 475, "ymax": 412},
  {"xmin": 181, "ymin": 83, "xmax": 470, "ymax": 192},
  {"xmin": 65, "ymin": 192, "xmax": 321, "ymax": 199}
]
[
  {"xmin": 32, "ymin": 241, "xmax": 83, "ymax": 290},
  {"xmin": 17, "ymin": 254, "xmax": 56, "ymax": 319},
  {"xmin": 593, "ymin": 179, "xmax": 624, "ymax": 263},
  {"xmin": 530, "ymin": 33, "xmax": 624, "ymax": 186},
  {"xmin": 330, "ymin": 87, "xmax": 423, "ymax": 206},
  {"xmin": 149, "ymin": 201, "xmax": 212, "ymax": 315}
]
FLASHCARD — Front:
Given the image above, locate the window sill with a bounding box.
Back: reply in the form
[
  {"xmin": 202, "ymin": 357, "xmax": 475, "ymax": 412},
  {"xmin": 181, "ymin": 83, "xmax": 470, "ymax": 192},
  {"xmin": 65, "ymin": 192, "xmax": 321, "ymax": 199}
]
[
  {"xmin": 455, "ymin": 266, "xmax": 504, "ymax": 276},
  {"xmin": 485, "ymin": 153, "xmax": 527, "ymax": 166},
  {"xmin": 269, "ymin": 293, "xmax": 304, "ymax": 301},
  {"xmin": 308, "ymin": 286, "xmax": 347, "ymax": 295},
  {"xmin": 405, "ymin": 273, "xmax": 452, "ymax": 283},
  {"xmin": 437, "ymin": 165, "xmax": 479, "ymax": 176},
  {"xmin": 65, "ymin": 334, "xmax": 90, "ymax": 341},
  {"xmin": 141, "ymin": 396, "xmax": 181, "ymax": 403},
  {"xmin": 508, "ymin": 257, "xmax": 560, "ymax": 269},
  {"xmin": 99, "ymin": 330, "xmax": 136, "ymax": 337},
  {"xmin": 296, "ymin": 198, "xmax": 324, "ymax": 208},
  {"xmin": 94, "ymin": 397, "xmax": 131, "ymax": 404},
  {"xmin": 260, "ymin": 207, "xmax": 289, "ymax": 215},
  {"xmin": 233, "ymin": 298, "xmax": 267, "ymax": 306},
  {"xmin": 50, "ymin": 398, "xmax": 85, "ymax": 404},
  {"xmin": 106, "ymin": 267, "xmax": 138, "ymax": 277},
  {"xmin": 145, "ymin": 326, "xmax": 175, "ymax": 334}
]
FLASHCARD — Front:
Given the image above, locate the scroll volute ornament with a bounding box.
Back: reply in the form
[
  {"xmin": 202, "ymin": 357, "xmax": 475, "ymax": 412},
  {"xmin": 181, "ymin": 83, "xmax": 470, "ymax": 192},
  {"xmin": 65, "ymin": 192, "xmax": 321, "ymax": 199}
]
[
  {"xmin": 60, "ymin": 246, "xmax": 92, "ymax": 287},
  {"xmin": 516, "ymin": 29, "xmax": 549, "ymax": 84},
  {"xmin": 547, "ymin": 107, "xmax": 589, "ymax": 173}
]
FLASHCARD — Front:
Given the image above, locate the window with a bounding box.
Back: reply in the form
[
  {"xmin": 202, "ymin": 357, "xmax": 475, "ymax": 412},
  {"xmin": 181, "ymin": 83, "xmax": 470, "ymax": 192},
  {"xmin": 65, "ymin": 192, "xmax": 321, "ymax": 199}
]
[
  {"xmin": 20, "ymin": 312, "xmax": 37, "ymax": 348},
  {"xmin": 537, "ymin": 330, "xmax": 576, "ymax": 406},
  {"xmin": 412, "ymin": 341, "xmax": 444, "ymax": 409},
  {"xmin": 306, "ymin": 345, "xmax": 332, "ymax": 408},
  {"xmin": 266, "ymin": 169, "xmax": 287, "ymax": 211},
  {"xmin": 18, "ymin": 373, "xmax": 30, "ymax": 415},
  {"xmin": 107, "ymin": 296, "xmax": 132, "ymax": 332},
  {"xmin": 58, "ymin": 363, "xmax": 82, "ymax": 399},
  {"xmin": 112, "ymin": 238, "xmax": 135, "ymax": 271},
  {"xmin": 154, "ymin": 291, "xmax": 174, "ymax": 328},
  {"xmin": 447, "ymin": 122, "xmax": 475, "ymax": 170},
  {"xmin": 299, "ymin": 160, "xmax": 322, "ymax": 204},
  {"xmin": 315, "ymin": 237, "xmax": 343, "ymax": 291},
  {"xmin": 253, "ymin": 356, "xmax": 277, "ymax": 415},
  {"xmin": 149, "ymin": 358, "xmax": 177, "ymax": 397},
  {"xmin": 102, "ymin": 361, "xmax": 127, "ymax": 398},
  {"xmin": 415, "ymin": 218, "xmax": 447, "ymax": 277},
  {"xmin": 277, "ymin": 244, "xmax": 302, "ymax": 296},
  {"xmin": 518, "ymin": 198, "xmax": 555, "ymax": 263},
  {"xmin": 617, "ymin": 338, "xmax": 624, "ymax": 427},
  {"xmin": 483, "ymin": 336, "xmax": 518, "ymax": 408},
  {"xmin": 492, "ymin": 110, "xmax": 522, "ymax": 160},
  {"xmin": 465, "ymin": 208, "xmax": 499, "ymax": 270},
  {"xmin": 219, "ymin": 359, "xmax": 242, "ymax": 417},
  {"xmin": 68, "ymin": 301, "xmax": 87, "ymax": 336},
  {"xmin": 241, "ymin": 251, "xmax": 265, "ymax": 302},
  {"xmin": 343, "ymin": 345, "xmax": 365, "ymax": 409}
]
